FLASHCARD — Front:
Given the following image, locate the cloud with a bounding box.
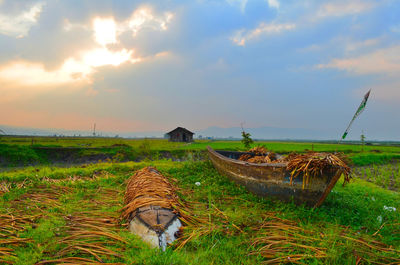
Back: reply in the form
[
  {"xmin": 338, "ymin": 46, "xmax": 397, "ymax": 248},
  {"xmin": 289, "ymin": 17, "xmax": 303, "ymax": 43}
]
[
  {"xmin": 317, "ymin": 45, "xmax": 400, "ymax": 76},
  {"xmin": 0, "ymin": 6, "xmax": 174, "ymax": 88},
  {"xmin": 345, "ymin": 38, "xmax": 380, "ymax": 52},
  {"xmin": 232, "ymin": 22, "xmax": 295, "ymax": 46},
  {"xmin": 65, "ymin": 7, "xmax": 173, "ymax": 41},
  {"xmin": 225, "ymin": 0, "xmax": 248, "ymax": 12},
  {"xmin": 0, "ymin": 1, "xmax": 44, "ymax": 38},
  {"xmin": 0, "ymin": 46, "xmax": 140, "ymax": 86},
  {"xmin": 267, "ymin": 0, "xmax": 279, "ymax": 9},
  {"xmin": 316, "ymin": 0, "xmax": 376, "ymax": 18},
  {"xmin": 123, "ymin": 7, "xmax": 174, "ymax": 36},
  {"xmin": 391, "ymin": 24, "xmax": 400, "ymax": 33}
]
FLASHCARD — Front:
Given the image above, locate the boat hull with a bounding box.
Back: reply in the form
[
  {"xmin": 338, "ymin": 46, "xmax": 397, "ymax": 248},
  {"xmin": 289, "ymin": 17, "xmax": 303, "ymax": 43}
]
[{"xmin": 207, "ymin": 147, "xmax": 341, "ymax": 207}]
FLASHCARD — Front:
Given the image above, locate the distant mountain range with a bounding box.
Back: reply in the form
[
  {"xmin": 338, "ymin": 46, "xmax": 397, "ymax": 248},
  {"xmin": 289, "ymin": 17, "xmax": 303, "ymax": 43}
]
[{"xmin": 0, "ymin": 124, "xmax": 339, "ymax": 140}]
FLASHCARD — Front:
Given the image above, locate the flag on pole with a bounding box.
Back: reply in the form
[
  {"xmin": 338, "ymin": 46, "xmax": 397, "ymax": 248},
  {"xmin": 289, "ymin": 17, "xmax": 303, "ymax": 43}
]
[{"xmin": 341, "ymin": 90, "xmax": 371, "ymax": 140}]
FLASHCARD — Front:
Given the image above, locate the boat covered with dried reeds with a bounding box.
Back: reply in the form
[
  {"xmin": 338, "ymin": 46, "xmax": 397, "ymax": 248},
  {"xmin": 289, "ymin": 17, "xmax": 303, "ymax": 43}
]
[
  {"xmin": 207, "ymin": 146, "xmax": 350, "ymax": 207},
  {"xmin": 122, "ymin": 167, "xmax": 186, "ymax": 250}
]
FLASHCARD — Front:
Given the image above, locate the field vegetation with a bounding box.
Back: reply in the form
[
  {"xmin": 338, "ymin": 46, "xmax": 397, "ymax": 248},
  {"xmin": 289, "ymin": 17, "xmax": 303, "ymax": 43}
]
[
  {"xmin": 0, "ymin": 137, "xmax": 399, "ymax": 264},
  {"xmin": 2, "ymin": 136, "xmax": 400, "ymax": 167},
  {"xmin": 0, "ymin": 160, "xmax": 399, "ymax": 264}
]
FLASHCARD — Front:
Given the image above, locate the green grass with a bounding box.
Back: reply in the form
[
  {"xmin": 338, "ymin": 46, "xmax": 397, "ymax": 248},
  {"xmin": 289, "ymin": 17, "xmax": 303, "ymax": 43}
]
[
  {"xmin": 1, "ymin": 161, "xmax": 399, "ymax": 264},
  {"xmin": 353, "ymin": 163, "xmax": 400, "ymax": 191},
  {"xmin": 2, "ymin": 136, "xmax": 400, "ymax": 152},
  {"xmin": 2, "ymin": 137, "xmax": 400, "ymax": 167}
]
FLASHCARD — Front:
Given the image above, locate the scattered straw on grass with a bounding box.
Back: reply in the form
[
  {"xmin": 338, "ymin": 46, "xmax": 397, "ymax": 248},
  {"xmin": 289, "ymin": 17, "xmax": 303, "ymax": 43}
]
[
  {"xmin": 37, "ymin": 188, "xmax": 128, "ymax": 264},
  {"xmin": 0, "ymin": 210, "xmax": 41, "ymax": 264},
  {"xmin": 251, "ymin": 213, "xmax": 400, "ymax": 264}
]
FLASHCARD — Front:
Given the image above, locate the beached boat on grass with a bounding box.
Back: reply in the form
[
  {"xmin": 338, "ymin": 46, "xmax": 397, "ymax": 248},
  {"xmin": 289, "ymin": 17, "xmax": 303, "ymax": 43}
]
[{"xmin": 207, "ymin": 146, "xmax": 344, "ymax": 207}]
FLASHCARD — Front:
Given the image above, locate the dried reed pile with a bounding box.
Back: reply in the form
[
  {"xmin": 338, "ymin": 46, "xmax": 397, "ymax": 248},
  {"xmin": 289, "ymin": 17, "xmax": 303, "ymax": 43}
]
[
  {"xmin": 239, "ymin": 146, "xmax": 281, "ymax": 164},
  {"xmin": 251, "ymin": 214, "xmax": 400, "ymax": 264},
  {"xmin": 122, "ymin": 166, "xmax": 197, "ymax": 226},
  {"xmin": 246, "ymin": 153, "xmax": 279, "ymax": 164},
  {"xmin": 287, "ymin": 152, "xmax": 351, "ymax": 188},
  {"xmin": 248, "ymin": 146, "xmax": 268, "ymax": 155}
]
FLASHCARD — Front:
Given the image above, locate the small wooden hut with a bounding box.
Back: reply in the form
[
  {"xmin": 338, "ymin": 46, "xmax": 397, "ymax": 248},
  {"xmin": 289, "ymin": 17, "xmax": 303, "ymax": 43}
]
[{"xmin": 166, "ymin": 127, "xmax": 194, "ymax": 142}]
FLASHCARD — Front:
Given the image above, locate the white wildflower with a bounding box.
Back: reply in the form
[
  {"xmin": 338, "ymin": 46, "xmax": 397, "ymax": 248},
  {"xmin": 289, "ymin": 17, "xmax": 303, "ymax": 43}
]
[
  {"xmin": 383, "ymin": 206, "xmax": 397, "ymax": 212},
  {"xmin": 377, "ymin": 216, "xmax": 382, "ymax": 224},
  {"xmin": 371, "ymin": 196, "xmax": 375, "ymax": 201},
  {"xmin": 195, "ymin": 182, "xmax": 201, "ymax": 186}
]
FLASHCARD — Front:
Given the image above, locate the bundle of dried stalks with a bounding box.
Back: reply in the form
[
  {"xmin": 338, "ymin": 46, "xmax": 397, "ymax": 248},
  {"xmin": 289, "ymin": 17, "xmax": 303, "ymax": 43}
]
[
  {"xmin": 287, "ymin": 152, "xmax": 351, "ymax": 188},
  {"xmin": 247, "ymin": 156, "xmax": 269, "ymax": 164},
  {"xmin": 122, "ymin": 167, "xmax": 197, "ymax": 226},
  {"xmin": 239, "ymin": 147, "xmax": 280, "ymax": 164},
  {"xmin": 248, "ymin": 146, "xmax": 268, "ymax": 155},
  {"xmin": 251, "ymin": 214, "xmax": 400, "ymax": 264},
  {"xmin": 246, "ymin": 153, "xmax": 279, "ymax": 164},
  {"xmin": 238, "ymin": 153, "xmax": 252, "ymax": 161}
]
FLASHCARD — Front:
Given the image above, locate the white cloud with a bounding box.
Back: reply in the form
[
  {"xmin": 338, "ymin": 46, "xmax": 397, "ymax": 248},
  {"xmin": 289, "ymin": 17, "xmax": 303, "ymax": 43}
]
[
  {"xmin": 0, "ymin": 1, "xmax": 45, "ymax": 38},
  {"xmin": 65, "ymin": 7, "xmax": 174, "ymax": 41},
  {"xmin": 317, "ymin": 45, "xmax": 400, "ymax": 76},
  {"xmin": 63, "ymin": 19, "xmax": 89, "ymax": 32},
  {"xmin": 267, "ymin": 0, "xmax": 279, "ymax": 9},
  {"xmin": 345, "ymin": 38, "xmax": 380, "ymax": 52},
  {"xmin": 232, "ymin": 22, "xmax": 295, "ymax": 46},
  {"xmin": 391, "ymin": 25, "xmax": 400, "ymax": 33},
  {"xmin": 124, "ymin": 7, "xmax": 173, "ymax": 36},
  {"xmin": 226, "ymin": 0, "xmax": 248, "ymax": 13},
  {"xmin": 316, "ymin": 0, "xmax": 376, "ymax": 18}
]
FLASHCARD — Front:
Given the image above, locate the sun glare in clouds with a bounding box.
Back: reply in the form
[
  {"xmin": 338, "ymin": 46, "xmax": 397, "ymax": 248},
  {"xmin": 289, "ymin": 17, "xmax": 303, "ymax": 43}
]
[
  {"xmin": 93, "ymin": 18, "xmax": 117, "ymax": 46},
  {"xmin": 0, "ymin": 7, "xmax": 173, "ymax": 90},
  {"xmin": 82, "ymin": 48, "xmax": 139, "ymax": 67}
]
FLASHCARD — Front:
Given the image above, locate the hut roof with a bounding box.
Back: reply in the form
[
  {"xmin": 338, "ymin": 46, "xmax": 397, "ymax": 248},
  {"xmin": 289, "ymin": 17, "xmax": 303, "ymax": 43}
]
[{"xmin": 166, "ymin": 127, "xmax": 194, "ymax": 135}]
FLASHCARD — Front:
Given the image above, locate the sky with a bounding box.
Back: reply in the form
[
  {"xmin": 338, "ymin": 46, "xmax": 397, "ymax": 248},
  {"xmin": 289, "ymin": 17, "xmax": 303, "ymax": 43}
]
[{"xmin": 0, "ymin": 0, "xmax": 399, "ymax": 140}]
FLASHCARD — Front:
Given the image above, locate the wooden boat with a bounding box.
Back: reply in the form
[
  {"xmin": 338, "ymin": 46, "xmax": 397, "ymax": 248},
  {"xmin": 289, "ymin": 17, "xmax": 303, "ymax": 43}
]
[{"xmin": 207, "ymin": 146, "xmax": 343, "ymax": 207}]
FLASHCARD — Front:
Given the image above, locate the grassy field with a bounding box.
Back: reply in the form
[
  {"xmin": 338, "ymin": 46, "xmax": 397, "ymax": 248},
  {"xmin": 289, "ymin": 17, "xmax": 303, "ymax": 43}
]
[
  {"xmin": 0, "ymin": 137, "xmax": 399, "ymax": 264},
  {"xmin": 0, "ymin": 160, "xmax": 399, "ymax": 264},
  {"xmin": 2, "ymin": 136, "xmax": 400, "ymax": 167},
  {"xmin": 2, "ymin": 136, "xmax": 400, "ymax": 152}
]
